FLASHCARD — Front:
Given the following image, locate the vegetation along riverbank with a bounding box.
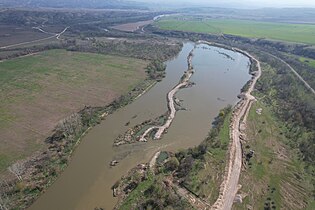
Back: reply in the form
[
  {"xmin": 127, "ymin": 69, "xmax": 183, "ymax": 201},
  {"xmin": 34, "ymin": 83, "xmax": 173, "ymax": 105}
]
[
  {"xmin": 0, "ymin": 38, "xmax": 182, "ymax": 210},
  {"xmin": 111, "ymin": 37, "xmax": 315, "ymax": 209}
]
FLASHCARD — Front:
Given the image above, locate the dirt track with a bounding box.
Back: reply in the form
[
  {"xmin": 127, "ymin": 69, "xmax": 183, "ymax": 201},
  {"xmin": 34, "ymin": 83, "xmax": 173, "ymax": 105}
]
[
  {"xmin": 214, "ymin": 46, "xmax": 261, "ymax": 210},
  {"xmin": 196, "ymin": 41, "xmax": 261, "ymax": 210},
  {"xmin": 265, "ymin": 52, "xmax": 315, "ymax": 95}
]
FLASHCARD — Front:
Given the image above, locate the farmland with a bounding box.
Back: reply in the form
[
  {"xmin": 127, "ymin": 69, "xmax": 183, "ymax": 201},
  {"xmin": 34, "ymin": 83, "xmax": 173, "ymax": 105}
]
[
  {"xmin": 111, "ymin": 20, "xmax": 153, "ymax": 32},
  {"xmin": 156, "ymin": 17, "xmax": 315, "ymax": 44},
  {"xmin": 0, "ymin": 25, "xmax": 52, "ymax": 47},
  {"xmin": 0, "ymin": 50, "xmax": 148, "ymax": 172}
]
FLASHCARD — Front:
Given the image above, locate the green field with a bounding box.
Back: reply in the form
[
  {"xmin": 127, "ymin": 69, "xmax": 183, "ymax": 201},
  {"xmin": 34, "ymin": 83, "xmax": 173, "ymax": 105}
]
[
  {"xmin": 0, "ymin": 50, "xmax": 148, "ymax": 172},
  {"xmin": 299, "ymin": 56, "xmax": 315, "ymax": 68},
  {"xmin": 156, "ymin": 17, "xmax": 315, "ymax": 44}
]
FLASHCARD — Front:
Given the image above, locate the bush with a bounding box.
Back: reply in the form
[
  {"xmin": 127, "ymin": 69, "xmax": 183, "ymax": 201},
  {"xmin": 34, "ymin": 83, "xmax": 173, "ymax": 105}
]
[
  {"xmin": 146, "ymin": 60, "xmax": 166, "ymax": 80},
  {"xmin": 164, "ymin": 157, "xmax": 179, "ymax": 172}
]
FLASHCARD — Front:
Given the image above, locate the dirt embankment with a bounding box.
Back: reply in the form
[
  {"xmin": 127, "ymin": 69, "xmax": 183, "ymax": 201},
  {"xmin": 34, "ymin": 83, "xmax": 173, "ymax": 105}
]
[
  {"xmin": 198, "ymin": 41, "xmax": 262, "ymax": 210},
  {"xmin": 139, "ymin": 48, "xmax": 195, "ymax": 142}
]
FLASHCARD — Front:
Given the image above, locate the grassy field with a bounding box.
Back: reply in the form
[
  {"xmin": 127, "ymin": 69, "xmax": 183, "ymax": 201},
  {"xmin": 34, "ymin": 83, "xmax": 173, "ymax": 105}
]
[
  {"xmin": 234, "ymin": 64, "xmax": 315, "ymax": 210},
  {"xmin": 156, "ymin": 17, "xmax": 315, "ymax": 44},
  {"xmin": 299, "ymin": 56, "xmax": 315, "ymax": 68},
  {"xmin": 0, "ymin": 50, "xmax": 148, "ymax": 173}
]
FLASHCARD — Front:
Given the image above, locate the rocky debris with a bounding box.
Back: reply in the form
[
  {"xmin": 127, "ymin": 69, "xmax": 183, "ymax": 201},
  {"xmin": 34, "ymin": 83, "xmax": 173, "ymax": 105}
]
[
  {"xmin": 114, "ymin": 113, "xmax": 168, "ymax": 146},
  {"xmin": 246, "ymin": 204, "xmax": 253, "ymax": 210},
  {"xmin": 110, "ymin": 160, "xmax": 119, "ymax": 167},
  {"xmin": 256, "ymin": 108, "xmax": 262, "ymax": 115},
  {"xmin": 245, "ymin": 150, "xmax": 255, "ymax": 162},
  {"xmin": 239, "ymin": 133, "xmax": 246, "ymax": 141},
  {"xmin": 174, "ymin": 97, "xmax": 181, "ymax": 106},
  {"xmin": 234, "ymin": 194, "xmax": 243, "ymax": 203},
  {"xmin": 237, "ymin": 93, "xmax": 246, "ymax": 99}
]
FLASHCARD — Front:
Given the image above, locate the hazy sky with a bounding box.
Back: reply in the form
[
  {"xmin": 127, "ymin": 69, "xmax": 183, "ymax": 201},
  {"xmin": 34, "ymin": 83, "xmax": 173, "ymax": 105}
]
[{"xmin": 141, "ymin": 0, "xmax": 315, "ymax": 8}]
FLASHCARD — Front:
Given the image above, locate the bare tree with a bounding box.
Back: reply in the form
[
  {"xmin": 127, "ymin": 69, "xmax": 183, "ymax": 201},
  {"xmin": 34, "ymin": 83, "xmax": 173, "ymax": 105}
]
[
  {"xmin": 56, "ymin": 113, "xmax": 82, "ymax": 139},
  {"xmin": 8, "ymin": 161, "xmax": 25, "ymax": 181}
]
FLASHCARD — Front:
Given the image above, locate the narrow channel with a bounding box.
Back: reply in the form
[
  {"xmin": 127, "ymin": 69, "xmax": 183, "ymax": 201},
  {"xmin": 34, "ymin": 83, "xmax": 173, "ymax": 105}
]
[{"xmin": 29, "ymin": 42, "xmax": 251, "ymax": 210}]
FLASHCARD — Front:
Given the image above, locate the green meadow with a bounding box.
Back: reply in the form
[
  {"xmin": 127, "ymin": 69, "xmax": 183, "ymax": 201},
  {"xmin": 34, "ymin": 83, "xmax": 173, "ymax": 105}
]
[{"xmin": 156, "ymin": 17, "xmax": 315, "ymax": 44}]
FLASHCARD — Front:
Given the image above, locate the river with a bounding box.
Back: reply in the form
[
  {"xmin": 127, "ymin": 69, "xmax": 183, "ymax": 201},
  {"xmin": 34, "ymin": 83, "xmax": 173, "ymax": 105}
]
[{"xmin": 29, "ymin": 42, "xmax": 251, "ymax": 210}]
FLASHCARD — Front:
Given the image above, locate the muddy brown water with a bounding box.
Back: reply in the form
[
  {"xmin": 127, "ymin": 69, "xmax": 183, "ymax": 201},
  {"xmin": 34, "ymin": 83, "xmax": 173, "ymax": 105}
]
[{"xmin": 29, "ymin": 42, "xmax": 251, "ymax": 210}]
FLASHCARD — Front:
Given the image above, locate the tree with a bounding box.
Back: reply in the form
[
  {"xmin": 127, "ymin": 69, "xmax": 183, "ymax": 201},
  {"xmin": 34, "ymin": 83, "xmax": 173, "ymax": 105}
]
[
  {"xmin": 146, "ymin": 60, "xmax": 166, "ymax": 80},
  {"xmin": 56, "ymin": 113, "xmax": 82, "ymax": 139},
  {"xmin": 165, "ymin": 157, "xmax": 179, "ymax": 172},
  {"xmin": 8, "ymin": 161, "xmax": 25, "ymax": 181}
]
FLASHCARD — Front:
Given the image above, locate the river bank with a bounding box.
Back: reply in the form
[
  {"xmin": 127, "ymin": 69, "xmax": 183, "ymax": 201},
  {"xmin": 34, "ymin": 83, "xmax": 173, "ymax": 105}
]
[
  {"xmin": 210, "ymin": 43, "xmax": 261, "ymax": 209},
  {"xmin": 1, "ymin": 71, "xmax": 163, "ymax": 210},
  {"xmin": 113, "ymin": 47, "xmax": 196, "ymax": 146},
  {"xmin": 28, "ymin": 42, "xmax": 251, "ymax": 210},
  {"xmin": 111, "ymin": 41, "xmax": 261, "ymax": 209}
]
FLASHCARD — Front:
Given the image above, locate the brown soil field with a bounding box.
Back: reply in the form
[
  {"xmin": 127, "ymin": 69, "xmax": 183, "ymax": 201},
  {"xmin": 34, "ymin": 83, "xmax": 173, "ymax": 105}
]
[
  {"xmin": 0, "ymin": 25, "xmax": 51, "ymax": 47},
  {"xmin": 0, "ymin": 49, "xmax": 148, "ymax": 172},
  {"xmin": 111, "ymin": 20, "xmax": 153, "ymax": 32}
]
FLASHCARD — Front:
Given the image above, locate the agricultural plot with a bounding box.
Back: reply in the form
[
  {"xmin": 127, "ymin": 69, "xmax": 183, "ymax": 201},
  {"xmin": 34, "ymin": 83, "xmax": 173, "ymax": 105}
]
[
  {"xmin": 111, "ymin": 20, "xmax": 153, "ymax": 32},
  {"xmin": 0, "ymin": 50, "xmax": 148, "ymax": 172},
  {"xmin": 156, "ymin": 18, "xmax": 315, "ymax": 44},
  {"xmin": 0, "ymin": 25, "xmax": 52, "ymax": 48}
]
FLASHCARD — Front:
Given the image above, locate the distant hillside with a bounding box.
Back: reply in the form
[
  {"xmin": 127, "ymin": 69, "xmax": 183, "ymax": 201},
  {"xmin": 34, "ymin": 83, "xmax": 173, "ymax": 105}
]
[
  {"xmin": 0, "ymin": 0, "xmax": 149, "ymax": 10},
  {"xmin": 178, "ymin": 7, "xmax": 315, "ymax": 24}
]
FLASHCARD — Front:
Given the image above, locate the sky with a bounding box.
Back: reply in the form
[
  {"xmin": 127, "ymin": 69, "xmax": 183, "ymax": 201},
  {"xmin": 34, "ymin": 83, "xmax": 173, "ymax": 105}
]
[{"xmin": 140, "ymin": 0, "xmax": 315, "ymax": 8}]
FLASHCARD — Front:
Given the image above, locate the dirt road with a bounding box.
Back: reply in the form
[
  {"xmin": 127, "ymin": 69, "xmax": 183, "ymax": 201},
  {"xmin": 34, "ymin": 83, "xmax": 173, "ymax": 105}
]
[
  {"xmin": 56, "ymin": 26, "xmax": 69, "ymax": 40},
  {"xmin": 213, "ymin": 46, "xmax": 261, "ymax": 210},
  {"xmin": 266, "ymin": 52, "xmax": 315, "ymax": 95},
  {"xmin": 197, "ymin": 41, "xmax": 261, "ymax": 210}
]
